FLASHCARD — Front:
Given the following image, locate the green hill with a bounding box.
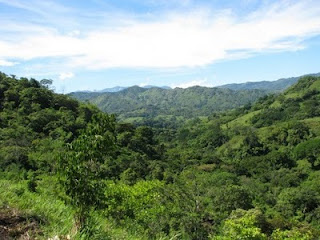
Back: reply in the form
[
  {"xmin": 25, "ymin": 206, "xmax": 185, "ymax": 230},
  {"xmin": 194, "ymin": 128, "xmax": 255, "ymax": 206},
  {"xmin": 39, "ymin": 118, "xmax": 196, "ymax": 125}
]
[
  {"xmin": 161, "ymin": 75, "xmax": 320, "ymax": 239},
  {"xmin": 173, "ymin": 75, "xmax": 320, "ymax": 164},
  {"xmin": 70, "ymin": 86, "xmax": 267, "ymax": 126},
  {"xmin": 0, "ymin": 72, "xmax": 166, "ymax": 239}
]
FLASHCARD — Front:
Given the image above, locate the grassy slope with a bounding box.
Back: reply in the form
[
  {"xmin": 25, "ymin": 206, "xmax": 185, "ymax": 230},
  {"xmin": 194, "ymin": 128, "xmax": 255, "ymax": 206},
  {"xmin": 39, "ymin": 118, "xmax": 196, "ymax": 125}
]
[{"xmin": 217, "ymin": 76, "xmax": 320, "ymax": 153}]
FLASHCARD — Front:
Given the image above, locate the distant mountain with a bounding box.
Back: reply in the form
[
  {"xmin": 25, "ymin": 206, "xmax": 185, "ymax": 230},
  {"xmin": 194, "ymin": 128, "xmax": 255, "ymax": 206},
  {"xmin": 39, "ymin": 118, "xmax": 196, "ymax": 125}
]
[
  {"xmin": 70, "ymin": 85, "xmax": 267, "ymax": 127},
  {"xmin": 217, "ymin": 73, "xmax": 320, "ymax": 92},
  {"xmin": 142, "ymin": 85, "xmax": 171, "ymax": 90},
  {"xmin": 70, "ymin": 73, "xmax": 320, "ymax": 127},
  {"xmin": 72, "ymin": 85, "xmax": 171, "ymax": 94}
]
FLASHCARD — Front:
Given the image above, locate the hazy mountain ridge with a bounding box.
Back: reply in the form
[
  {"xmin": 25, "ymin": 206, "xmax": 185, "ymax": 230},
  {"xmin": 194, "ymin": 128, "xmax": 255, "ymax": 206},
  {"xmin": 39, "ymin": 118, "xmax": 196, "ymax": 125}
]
[
  {"xmin": 72, "ymin": 73, "xmax": 319, "ymax": 95},
  {"xmin": 217, "ymin": 73, "xmax": 320, "ymax": 91},
  {"xmin": 72, "ymin": 85, "xmax": 172, "ymax": 94}
]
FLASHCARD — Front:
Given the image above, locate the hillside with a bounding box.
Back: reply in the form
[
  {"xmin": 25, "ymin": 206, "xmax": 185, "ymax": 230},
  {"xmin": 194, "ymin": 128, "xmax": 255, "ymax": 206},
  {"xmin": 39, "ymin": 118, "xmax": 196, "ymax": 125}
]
[
  {"xmin": 1, "ymin": 72, "xmax": 320, "ymax": 239},
  {"xmin": 217, "ymin": 73, "xmax": 320, "ymax": 92},
  {"xmin": 162, "ymin": 75, "xmax": 320, "ymax": 238},
  {"xmin": 70, "ymin": 86, "xmax": 267, "ymax": 126},
  {"xmin": 0, "ymin": 72, "xmax": 166, "ymax": 239}
]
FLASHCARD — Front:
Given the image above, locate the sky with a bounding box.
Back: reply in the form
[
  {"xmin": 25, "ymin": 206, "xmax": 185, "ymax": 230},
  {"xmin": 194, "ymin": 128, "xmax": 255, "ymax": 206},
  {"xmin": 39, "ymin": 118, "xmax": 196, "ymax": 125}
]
[{"xmin": 0, "ymin": 0, "xmax": 320, "ymax": 93}]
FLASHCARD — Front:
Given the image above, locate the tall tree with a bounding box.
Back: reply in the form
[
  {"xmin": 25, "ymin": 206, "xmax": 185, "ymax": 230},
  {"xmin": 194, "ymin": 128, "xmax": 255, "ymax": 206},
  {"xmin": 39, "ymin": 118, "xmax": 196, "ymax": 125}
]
[{"xmin": 59, "ymin": 113, "xmax": 116, "ymax": 229}]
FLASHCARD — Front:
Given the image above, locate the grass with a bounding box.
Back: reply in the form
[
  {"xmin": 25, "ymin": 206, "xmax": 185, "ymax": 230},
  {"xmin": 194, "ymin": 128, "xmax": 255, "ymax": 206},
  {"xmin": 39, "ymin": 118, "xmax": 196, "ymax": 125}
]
[
  {"xmin": 0, "ymin": 174, "xmax": 74, "ymax": 239},
  {"xmin": 221, "ymin": 110, "xmax": 261, "ymax": 130},
  {"xmin": 216, "ymin": 135, "xmax": 245, "ymax": 157},
  {"xmin": 284, "ymin": 92, "xmax": 301, "ymax": 99},
  {"xmin": 0, "ymin": 172, "xmax": 152, "ymax": 240},
  {"xmin": 270, "ymin": 100, "xmax": 282, "ymax": 108},
  {"xmin": 310, "ymin": 80, "xmax": 320, "ymax": 90}
]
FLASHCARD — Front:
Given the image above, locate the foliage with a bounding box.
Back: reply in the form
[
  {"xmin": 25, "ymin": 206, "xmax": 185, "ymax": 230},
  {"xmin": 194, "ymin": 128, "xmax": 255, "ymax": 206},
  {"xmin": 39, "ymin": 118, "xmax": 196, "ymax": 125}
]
[
  {"xmin": 1, "ymin": 72, "xmax": 320, "ymax": 239},
  {"xmin": 212, "ymin": 209, "xmax": 267, "ymax": 240},
  {"xmin": 59, "ymin": 113, "xmax": 117, "ymax": 227}
]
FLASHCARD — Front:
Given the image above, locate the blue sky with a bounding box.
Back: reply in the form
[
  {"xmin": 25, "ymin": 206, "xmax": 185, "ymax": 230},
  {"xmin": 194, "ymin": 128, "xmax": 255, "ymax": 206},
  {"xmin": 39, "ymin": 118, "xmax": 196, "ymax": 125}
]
[{"xmin": 0, "ymin": 0, "xmax": 320, "ymax": 92}]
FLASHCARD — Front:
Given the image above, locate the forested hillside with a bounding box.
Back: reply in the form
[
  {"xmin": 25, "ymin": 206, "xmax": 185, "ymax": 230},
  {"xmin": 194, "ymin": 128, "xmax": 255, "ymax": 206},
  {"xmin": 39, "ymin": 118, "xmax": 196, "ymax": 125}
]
[
  {"xmin": 70, "ymin": 86, "xmax": 267, "ymax": 127},
  {"xmin": 1, "ymin": 72, "xmax": 320, "ymax": 239}
]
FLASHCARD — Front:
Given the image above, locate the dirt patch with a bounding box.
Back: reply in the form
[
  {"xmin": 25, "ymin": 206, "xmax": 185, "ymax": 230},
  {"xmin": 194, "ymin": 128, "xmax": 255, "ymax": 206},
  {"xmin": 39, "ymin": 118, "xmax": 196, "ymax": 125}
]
[{"xmin": 0, "ymin": 207, "xmax": 41, "ymax": 240}]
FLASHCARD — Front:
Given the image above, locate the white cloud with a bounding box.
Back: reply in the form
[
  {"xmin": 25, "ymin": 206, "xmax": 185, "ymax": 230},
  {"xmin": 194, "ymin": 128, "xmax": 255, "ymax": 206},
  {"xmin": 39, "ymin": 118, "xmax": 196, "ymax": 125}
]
[
  {"xmin": 59, "ymin": 72, "xmax": 74, "ymax": 80},
  {"xmin": 0, "ymin": 1, "xmax": 320, "ymax": 69},
  {"xmin": 172, "ymin": 78, "xmax": 213, "ymax": 88},
  {"xmin": 0, "ymin": 59, "xmax": 18, "ymax": 66},
  {"xmin": 68, "ymin": 30, "xmax": 81, "ymax": 37}
]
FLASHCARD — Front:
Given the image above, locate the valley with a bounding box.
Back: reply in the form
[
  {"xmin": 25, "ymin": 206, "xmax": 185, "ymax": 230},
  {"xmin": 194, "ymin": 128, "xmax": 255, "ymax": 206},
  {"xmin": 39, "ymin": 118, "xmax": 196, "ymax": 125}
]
[{"xmin": 1, "ymin": 72, "xmax": 320, "ymax": 239}]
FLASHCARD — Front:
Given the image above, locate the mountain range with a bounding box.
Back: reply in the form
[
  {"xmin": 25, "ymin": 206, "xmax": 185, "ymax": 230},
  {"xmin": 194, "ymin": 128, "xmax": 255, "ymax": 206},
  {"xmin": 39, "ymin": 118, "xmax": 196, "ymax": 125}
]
[
  {"xmin": 75, "ymin": 85, "xmax": 172, "ymax": 93},
  {"xmin": 217, "ymin": 72, "xmax": 320, "ymax": 91},
  {"xmin": 70, "ymin": 73, "xmax": 319, "ymax": 126},
  {"xmin": 70, "ymin": 86, "xmax": 267, "ymax": 127},
  {"xmin": 72, "ymin": 73, "xmax": 320, "ymax": 94}
]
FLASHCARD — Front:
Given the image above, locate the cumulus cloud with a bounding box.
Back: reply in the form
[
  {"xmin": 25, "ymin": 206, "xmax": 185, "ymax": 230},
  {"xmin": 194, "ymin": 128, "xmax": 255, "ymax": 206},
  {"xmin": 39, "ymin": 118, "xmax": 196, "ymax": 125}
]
[
  {"xmin": 172, "ymin": 78, "xmax": 213, "ymax": 88},
  {"xmin": 0, "ymin": 59, "xmax": 18, "ymax": 66},
  {"xmin": 0, "ymin": 1, "xmax": 320, "ymax": 69},
  {"xmin": 59, "ymin": 72, "xmax": 74, "ymax": 80}
]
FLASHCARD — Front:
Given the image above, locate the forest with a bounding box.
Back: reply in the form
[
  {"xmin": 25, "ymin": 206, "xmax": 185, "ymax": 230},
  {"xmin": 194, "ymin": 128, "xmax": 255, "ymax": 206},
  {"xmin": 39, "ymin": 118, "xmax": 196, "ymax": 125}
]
[
  {"xmin": 1, "ymin": 71, "xmax": 320, "ymax": 239},
  {"xmin": 70, "ymin": 85, "xmax": 268, "ymax": 128}
]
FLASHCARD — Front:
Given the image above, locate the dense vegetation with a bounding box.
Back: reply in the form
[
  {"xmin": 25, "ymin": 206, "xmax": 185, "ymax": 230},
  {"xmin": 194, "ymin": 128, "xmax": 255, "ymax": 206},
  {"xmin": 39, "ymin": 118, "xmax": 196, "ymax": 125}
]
[
  {"xmin": 1, "ymin": 72, "xmax": 320, "ymax": 239},
  {"xmin": 70, "ymin": 86, "xmax": 267, "ymax": 127}
]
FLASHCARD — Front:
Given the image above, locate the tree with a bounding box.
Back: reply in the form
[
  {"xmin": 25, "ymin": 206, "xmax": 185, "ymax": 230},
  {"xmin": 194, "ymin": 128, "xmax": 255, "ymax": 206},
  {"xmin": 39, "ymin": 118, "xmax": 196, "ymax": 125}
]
[
  {"xmin": 293, "ymin": 139, "xmax": 320, "ymax": 168},
  {"xmin": 271, "ymin": 228, "xmax": 314, "ymax": 240},
  {"xmin": 212, "ymin": 209, "xmax": 267, "ymax": 240},
  {"xmin": 59, "ymin": 113, "xmax": 116, "ymax": 229},
  {"xmin": 40, "ymin": 79, "xmax": 53, "ymax": 89}
]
